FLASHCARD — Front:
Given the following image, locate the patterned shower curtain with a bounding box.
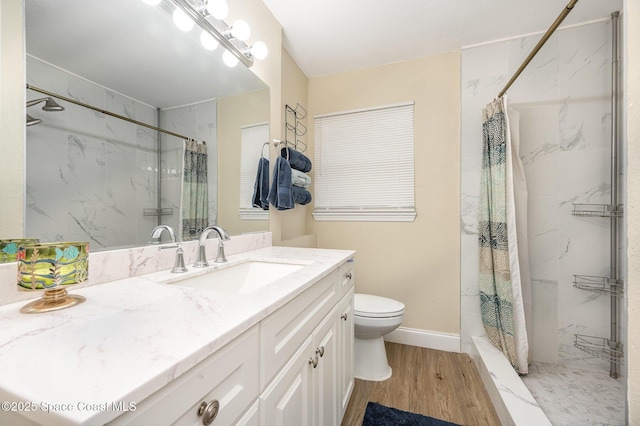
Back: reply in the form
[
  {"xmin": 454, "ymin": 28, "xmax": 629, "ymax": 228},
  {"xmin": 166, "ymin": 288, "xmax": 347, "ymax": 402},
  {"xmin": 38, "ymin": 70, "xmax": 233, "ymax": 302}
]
[
  {"xmin": 479, "ymin": 97, "xmax": 529, "ymax": 375},
  {"xmin": 181, "ymin": 140, "xmax": 208, "ymax": 241}
]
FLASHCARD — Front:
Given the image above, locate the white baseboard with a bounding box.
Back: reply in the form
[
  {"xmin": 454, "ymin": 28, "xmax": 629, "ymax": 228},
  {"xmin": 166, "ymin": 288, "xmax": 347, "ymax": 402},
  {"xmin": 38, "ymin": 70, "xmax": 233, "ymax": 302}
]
[{"xmin": 384, "ymin": 327, "xmax": 461, "ymax": 353}]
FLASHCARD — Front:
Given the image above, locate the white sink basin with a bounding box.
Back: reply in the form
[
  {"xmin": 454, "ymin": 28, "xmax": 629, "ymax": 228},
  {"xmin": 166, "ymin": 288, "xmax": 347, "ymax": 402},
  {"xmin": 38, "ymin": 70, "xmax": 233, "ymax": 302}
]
[{"xmin": 166, "ymin": 259, "xmax": 308, "ymax": 294}]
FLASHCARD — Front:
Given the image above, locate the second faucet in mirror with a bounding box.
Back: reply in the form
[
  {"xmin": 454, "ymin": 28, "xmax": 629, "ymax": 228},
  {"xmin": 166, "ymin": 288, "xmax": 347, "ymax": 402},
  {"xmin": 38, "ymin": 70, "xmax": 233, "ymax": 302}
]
[{"xmin": 194, "ymin": 226, "xmax": 231, "ymax": 268}]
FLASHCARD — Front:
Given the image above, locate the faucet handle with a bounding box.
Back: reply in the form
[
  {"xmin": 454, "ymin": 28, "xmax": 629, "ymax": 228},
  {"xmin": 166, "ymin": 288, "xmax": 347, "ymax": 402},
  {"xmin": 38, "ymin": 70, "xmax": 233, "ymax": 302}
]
[
  {"xmin": 214, "ymin": 240, "xmax": 227, "ymax": 263},
  {"xmin": 171, "ymin": 244, "xmax": 189, "ymax": 273}
]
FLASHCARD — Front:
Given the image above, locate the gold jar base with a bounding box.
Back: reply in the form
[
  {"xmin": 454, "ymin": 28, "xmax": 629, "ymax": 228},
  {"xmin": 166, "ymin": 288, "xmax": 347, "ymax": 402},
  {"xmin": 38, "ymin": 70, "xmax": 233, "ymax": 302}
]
[{"xmin": 20, "ymin": 288, "xmax": 86, "ymax": 314}]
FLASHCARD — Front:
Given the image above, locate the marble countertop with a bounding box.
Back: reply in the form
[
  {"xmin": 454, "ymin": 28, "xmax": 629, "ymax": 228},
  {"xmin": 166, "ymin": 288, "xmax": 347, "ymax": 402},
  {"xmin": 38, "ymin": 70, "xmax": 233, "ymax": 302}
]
[{"xmin": 0, "ymin": 246, "xmax": 355, "ymax": 425}]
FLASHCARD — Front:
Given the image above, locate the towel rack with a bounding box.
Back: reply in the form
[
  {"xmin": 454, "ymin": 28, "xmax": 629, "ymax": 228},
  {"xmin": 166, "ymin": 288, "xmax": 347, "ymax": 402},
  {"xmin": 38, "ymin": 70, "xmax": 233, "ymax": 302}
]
[{"xmin": 285, "ymin": 103, "xmax": 307, "ymax": 152}]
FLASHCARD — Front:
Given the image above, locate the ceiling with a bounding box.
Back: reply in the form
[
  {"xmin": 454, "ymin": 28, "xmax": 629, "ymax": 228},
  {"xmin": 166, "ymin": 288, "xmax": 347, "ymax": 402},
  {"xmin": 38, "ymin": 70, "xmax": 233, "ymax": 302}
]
[
  {"xmin": 26, "ymin": 0, "xmax": 265, "ymax": 108},
  {"xmin": 261, "ymin": 0, "xmax": 623, "ymax": 78}
]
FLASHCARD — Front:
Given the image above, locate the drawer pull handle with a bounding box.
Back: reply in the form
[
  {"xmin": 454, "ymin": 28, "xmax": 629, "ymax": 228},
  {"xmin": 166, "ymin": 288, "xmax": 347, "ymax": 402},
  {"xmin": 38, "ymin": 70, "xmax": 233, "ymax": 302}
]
[
  {"xmin": 316, "ymin": 346, "xmax": 325, "ymax": 357},
  {"xmin": 345, "ymin": 272, "xmax": 352, "ymax": 280},
  {"xmin": 198, "ymin": 400, "xmax": 220, "ymax": 425},
  {"xmin": 341, "ymin": 313, "xmax": 348, "ymax": 321},
  {"xmin": 309, "ymin": 355, "xmax": 318, "ymax": 368}
]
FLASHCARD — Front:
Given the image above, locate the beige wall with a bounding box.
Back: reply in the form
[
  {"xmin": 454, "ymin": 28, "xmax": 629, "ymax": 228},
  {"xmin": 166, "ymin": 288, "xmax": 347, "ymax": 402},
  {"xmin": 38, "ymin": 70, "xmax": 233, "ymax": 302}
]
[
  {"xmin": 217, "ymin": 88, "xmax": 270, "ymax": 236},
  {"xmin": 307, "ymin": 53, "xmax": 461, "ymax": 334},
  {"xmin": 0, "ymin": 0, "xmax": 25, "ymax": 237},
  {"xmin": 626, "ymin": 0, "xmax": 639, "ymax": 422},
  {"xmin": 269, "ymin": 48, "xmax": 315, "ymax": 247}
]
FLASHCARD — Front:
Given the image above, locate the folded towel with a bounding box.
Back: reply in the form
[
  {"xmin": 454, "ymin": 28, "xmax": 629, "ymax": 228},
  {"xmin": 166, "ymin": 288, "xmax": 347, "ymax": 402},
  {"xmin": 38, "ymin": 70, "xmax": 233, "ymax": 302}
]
[
  {"xmin": 267, "ymin": 157, "xmax": 294, "ymax": 210},
  {"xmin": 252, "ymin": 157, "xmax": 269, "ymax": 210},
  {"xmin": 292, "ymin": 186, "xmax": 312, "ymax": 205},
  {"xmin": 290, "ymin": 169, "xmax": 311, "ymax": 189},
  {"xmin": 281, "ymin": 147, "xmax": 312, "ymax": 172}
]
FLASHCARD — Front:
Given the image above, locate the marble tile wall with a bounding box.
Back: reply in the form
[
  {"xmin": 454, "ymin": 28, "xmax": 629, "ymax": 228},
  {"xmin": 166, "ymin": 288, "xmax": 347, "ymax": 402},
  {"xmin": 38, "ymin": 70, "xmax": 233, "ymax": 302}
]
[
  {"xmin": 24, "ymin": 58, "xmax": 220, "ymax": 251},
  {"xmin": 26, "ymin": 56, "xmax": 159, "ymax": 250},
  {"xmin": 460, "ymin": 19, "xmax": 623, "ymax": 374}
]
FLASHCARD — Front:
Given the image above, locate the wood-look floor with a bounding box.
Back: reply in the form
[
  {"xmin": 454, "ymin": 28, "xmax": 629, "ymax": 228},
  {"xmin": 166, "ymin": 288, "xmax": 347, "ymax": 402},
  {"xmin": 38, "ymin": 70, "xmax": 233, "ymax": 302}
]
[{"xmin": 341, "ymin": 342, "xmax": 501, "ymax": 426}]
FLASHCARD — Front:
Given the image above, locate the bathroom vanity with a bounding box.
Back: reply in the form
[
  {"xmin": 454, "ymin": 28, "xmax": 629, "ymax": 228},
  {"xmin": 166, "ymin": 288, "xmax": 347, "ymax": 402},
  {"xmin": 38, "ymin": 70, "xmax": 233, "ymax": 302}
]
[{"xmin": 0, "ymin": 246, "xmax": 355, "ymax": 426}]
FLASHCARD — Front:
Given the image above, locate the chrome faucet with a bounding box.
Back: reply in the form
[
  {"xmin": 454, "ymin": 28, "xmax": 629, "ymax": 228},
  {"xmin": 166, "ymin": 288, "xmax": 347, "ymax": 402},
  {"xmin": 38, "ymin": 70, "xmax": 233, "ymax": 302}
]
[
  {"xmin": 149, "ymin": 225, "xmax": 187, "ymax": 273},
  {"xmin": 194, "ymin": 226, "xmax": 231, "ymax": 267},
  {"xmin": 149, "ymin": 225, "xmax": 177, "ymax": 244}
]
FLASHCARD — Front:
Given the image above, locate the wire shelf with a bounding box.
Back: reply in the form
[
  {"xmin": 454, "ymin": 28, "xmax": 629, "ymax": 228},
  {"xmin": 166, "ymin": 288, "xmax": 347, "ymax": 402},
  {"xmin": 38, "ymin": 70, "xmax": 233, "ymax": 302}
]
[
  {"xmin": 574, "ymin": 334, "xmax": 623, "ymax": 364},
  {"xmin": 143, "ymin": 208, "xmax": 174, "ymax": 217},
  {"xmin": 573, "ymin": 275, "xmax": 624, "ymax": 296},
  {"xmin": 572, "ymin": 203, "xmax": 623, "ymax": 218}
]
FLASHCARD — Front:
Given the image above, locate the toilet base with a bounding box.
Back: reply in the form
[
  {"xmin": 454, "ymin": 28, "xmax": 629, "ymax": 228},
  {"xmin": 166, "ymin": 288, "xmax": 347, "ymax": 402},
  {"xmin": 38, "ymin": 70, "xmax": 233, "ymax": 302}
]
[{"xmin": 354, "ymin": 336, "xmax": 392, "ymax": 381}]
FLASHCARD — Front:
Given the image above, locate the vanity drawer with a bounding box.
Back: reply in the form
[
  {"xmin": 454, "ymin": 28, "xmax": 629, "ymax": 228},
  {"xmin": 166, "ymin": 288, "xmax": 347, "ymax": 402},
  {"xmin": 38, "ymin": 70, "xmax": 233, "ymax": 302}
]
[
  {"xmin": 338, "ymin": 259, "xmax": 355, "ymax": 299},
  {"xmin": 260, "ymin": 269, "xmax": 339, "ymax": 391},
  {"xmin": 113, "ymin": 326, "xmax": 259, "ymax": 426}
]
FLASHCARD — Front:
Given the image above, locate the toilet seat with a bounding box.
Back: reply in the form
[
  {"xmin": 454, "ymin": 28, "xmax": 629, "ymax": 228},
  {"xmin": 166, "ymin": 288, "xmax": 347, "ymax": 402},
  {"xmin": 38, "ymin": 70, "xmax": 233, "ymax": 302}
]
[{"xmin": 354, "ymin": 294, "xmax": 405, "ymax": 318}]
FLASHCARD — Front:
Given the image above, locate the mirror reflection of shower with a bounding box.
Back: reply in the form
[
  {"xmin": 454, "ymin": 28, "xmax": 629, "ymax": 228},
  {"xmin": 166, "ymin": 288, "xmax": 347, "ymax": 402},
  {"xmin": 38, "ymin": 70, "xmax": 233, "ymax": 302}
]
[{"xmin": 26, "ymin": 97, "xmax": 65, "ymax": 127}]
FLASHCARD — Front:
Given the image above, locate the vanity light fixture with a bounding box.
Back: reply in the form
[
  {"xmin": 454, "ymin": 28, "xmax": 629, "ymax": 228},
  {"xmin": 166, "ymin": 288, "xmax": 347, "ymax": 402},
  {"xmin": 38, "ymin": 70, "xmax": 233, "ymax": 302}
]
[
  {"xmin": 200, "ymin": 31, "xmax": 219, "ymax": 50},
  {"xmin": 172, "ymin": 8, "xmax": 195, "ymax": 31},
  {"xmin": 168, "ymin": 0, "xmax": 266, "ymax": 68},
  {"xmin": 224, "ymin": 19, "xmax": 251, "ymax": 41},
  {"xmin": 246, "ymin": 41, "xmax": 268, "ymax": 60},
  {"xmin": 141, "ymin": 0, "xmax": 267, "ymax": 67},
  {"xmin": 206, "ymin": 0, "xmax": 229, "ymax": 20},
  {"xmin": 222, "ymin": 49, "xmax": 239, "ymax": 67}
]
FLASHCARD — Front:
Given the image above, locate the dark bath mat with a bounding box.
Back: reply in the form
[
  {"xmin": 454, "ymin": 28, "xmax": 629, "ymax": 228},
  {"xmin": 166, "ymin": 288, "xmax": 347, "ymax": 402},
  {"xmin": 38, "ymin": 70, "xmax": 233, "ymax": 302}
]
[{"xmin": 362, "ymin": 401, "xmax": 461, "ymax": 426}]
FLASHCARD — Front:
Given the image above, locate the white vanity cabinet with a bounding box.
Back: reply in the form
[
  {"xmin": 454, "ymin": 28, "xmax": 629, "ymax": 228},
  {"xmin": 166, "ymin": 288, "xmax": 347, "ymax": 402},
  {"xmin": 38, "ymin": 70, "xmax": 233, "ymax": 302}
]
[
  {"xmin": 337, "ymin": 288, "xmax": 354, "ymax": 419},
  {"xmin": 112, "ymin": 326, "xmax": 260, "ymax": 426},
  {"xmin": 260, "ymin": 260, "xmax": 355, "ymax": 426}
]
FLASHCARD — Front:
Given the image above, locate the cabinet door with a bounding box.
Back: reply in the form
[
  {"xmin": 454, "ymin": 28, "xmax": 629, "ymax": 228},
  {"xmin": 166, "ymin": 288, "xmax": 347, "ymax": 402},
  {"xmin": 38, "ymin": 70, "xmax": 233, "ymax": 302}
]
[
  {"xmin": 112, "ymin": 326, "xmax": 259, "ymax": 426},
  {"xmin": 337, "ymin": 289, "xmax": 354, "ymax": 421},
  {"xmin": 260, "ymin": 337, "xmax": 314, "ymax": 426},
  {"xmin": 313, "ymin": 306, "xmax": 338, "ymax": 426}
]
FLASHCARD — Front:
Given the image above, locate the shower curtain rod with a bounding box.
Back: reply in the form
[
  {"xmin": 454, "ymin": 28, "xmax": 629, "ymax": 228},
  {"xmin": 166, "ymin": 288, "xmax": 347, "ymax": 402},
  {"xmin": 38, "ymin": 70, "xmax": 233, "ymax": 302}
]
[
  {"xmin": 497, "ymin": 0, "xmax": 579, "ymax": 98},
  {"xmin": 26, "ymin": 84, "xmax": 190, "ymax": 140}
]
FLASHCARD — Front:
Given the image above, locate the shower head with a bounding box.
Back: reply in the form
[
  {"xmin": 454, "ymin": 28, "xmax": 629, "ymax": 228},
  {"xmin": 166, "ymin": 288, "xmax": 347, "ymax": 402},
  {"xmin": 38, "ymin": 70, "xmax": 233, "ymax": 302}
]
[
  {"xmin": 26, "ymin": 97, "xmax": 65, "ymax": 111},
  {"xmin": 26, "ymin": 114, "xmax": 42, "ymax": 127}
]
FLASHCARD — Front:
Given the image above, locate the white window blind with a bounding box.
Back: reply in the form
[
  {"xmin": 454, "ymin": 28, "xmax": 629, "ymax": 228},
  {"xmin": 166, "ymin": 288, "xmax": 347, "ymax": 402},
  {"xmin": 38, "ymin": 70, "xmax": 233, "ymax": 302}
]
[
  {"xmin": 240, "ymin": 122, "xmax": 269, "ymax": 220},
  {"xmin": 313, "ymin": 102, "xmax": 415, "ymax": 222}
]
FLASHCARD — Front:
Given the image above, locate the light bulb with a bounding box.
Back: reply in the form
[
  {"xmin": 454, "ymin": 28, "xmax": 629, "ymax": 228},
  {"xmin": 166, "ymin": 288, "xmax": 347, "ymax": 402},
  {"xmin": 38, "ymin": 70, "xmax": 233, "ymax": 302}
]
[
  {"xmin": 200, "ymin": 31, "xmax": 219, "ymax": 50},
  {"xmin": 230, "ymin": 19, "xmax": 251, "ymax": 41},
  {"xmin": 206, "ymin": 0, "xmax": 229, "ymax": 20},
  {"xmin": 173, "ymin": 9, "xmax": 194, "ymax": 32},
  {"xmin": 222, "ymin": 50, "xmax": 239, "ymax": 67},
  {"xmin": 250, "ymin": 41, "xmax": 268, "ymax": 60},
  {"xmin": 142, "ymin": 0, "xmax": 161, "ymax": 5}
]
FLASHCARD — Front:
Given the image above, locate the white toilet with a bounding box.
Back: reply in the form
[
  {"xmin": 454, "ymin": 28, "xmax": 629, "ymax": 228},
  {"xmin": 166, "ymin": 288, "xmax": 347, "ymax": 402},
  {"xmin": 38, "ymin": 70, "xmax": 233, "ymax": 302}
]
[{"xmin": 353, "ymin": 293, "xmax": 405, "ymax": 381}]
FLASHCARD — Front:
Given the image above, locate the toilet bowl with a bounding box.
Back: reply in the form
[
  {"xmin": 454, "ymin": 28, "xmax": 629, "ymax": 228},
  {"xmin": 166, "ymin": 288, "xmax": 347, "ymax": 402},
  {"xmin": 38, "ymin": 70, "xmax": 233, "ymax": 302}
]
[{"xmin": 354, "ymin": 293, "xmax": 405, "ymax": 381}]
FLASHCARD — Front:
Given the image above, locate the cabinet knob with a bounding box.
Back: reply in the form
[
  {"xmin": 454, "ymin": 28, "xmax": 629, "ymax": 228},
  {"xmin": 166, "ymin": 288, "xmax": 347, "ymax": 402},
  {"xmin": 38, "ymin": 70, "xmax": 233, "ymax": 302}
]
[
  {"xmin": 345, "ymin": 272, "xmax": 352, "ymax": 280},
  {"xmin": 309, "ymin": 355, "xmax": 318, "ymax": 368},
  {"xmin": 316, "ymin": 346, "xmax": 325, "ymax": 358},
  {"xmin": 341, "ymin": 313, "xmax": 348, "ymax": 321},
  {"xmin": 198, "ymin": 400, "xmax": 220, "ymax": 425}
]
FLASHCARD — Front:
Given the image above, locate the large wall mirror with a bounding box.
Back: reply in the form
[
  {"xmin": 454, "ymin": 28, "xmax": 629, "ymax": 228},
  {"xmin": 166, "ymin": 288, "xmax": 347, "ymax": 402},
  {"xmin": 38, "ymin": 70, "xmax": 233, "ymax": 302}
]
[{"xmin": 20, "ymin": 0, "xmax": 270, "ymax": 254}]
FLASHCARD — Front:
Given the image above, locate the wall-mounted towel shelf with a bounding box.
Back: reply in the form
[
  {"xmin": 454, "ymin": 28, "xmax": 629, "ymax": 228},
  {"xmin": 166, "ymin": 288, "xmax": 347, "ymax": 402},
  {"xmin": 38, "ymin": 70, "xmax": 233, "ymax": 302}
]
[{"xmin": 285, "ymin": 103, "xmax": 307, "ymax": 152}]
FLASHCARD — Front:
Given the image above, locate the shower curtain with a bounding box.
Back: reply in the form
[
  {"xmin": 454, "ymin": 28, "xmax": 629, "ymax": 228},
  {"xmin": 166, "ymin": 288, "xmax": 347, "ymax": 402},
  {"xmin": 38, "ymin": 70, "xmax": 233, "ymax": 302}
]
[
  {"xmin": 479, "ymin": 96, "xmax": 531, "ymax": 375},
  {"xmin": 181, "ymin": 140, "xmax": 209, "ymax": 241}
]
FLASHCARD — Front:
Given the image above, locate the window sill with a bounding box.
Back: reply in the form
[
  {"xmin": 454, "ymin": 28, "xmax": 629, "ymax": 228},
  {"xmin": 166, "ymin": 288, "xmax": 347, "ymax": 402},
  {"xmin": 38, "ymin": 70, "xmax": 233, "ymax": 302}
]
[
  {"xmin": 312, "ymin": 209, "xmax": 416, "ymax": 222},
  {"xmin": 239, "ymin": 208, "xmax": 269, "ymax": 220}
]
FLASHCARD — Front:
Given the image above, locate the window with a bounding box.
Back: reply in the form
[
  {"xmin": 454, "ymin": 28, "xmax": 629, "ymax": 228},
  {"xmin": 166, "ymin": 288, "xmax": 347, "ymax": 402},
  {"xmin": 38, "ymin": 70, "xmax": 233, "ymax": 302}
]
[
  {"xmin": 239, "ymin": 122, "xmax": 269, "ymax": 220},
  {"xmin": 313, "ymin": 102, "xmax": 415, "ymax": 222}
]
